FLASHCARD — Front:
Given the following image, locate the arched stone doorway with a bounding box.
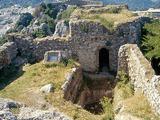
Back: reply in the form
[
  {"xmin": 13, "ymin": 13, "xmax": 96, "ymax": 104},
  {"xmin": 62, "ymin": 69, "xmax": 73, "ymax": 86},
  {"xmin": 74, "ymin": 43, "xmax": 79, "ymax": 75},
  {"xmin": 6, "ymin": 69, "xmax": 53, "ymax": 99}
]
[{"xmin": 99, "ymin": 48, "xmax": 109, "ymax": 72}]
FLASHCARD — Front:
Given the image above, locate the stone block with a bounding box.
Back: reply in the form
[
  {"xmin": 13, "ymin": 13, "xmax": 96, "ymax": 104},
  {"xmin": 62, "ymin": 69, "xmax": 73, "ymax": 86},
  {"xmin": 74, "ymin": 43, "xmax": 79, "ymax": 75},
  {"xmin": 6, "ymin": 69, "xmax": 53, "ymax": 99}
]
[{"xmin": 43, "ymin": 50, "xmax": 68, "ymax": 63}]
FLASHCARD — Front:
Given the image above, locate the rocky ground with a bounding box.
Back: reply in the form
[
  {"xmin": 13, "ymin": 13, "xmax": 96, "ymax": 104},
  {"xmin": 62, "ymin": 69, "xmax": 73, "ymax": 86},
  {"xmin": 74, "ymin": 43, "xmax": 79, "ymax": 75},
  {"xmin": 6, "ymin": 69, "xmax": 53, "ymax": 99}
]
[{"xmin": 0, "ymin": 98, "xmax": 71, "ymax": 120}]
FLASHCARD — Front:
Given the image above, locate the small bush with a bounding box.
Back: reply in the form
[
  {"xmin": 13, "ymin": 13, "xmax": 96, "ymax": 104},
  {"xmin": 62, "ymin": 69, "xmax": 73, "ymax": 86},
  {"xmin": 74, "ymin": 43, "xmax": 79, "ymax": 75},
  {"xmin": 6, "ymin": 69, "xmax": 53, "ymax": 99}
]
[
  {"xmin": 101, "ymin": 97, "xmax": 114, "ymax": 120},
  {"xmin": 116, "ymin": 70, "xmax": 134, "ymax": 99},
  {"xmin": 44, "ymin": 62, "xmax": 60, "ymax": 68},
  {"xmin": 32, "ymin": 29, "xmax": 47, "ymax": 38},
  {"xmin": 15, "ymin": 13, "xmax": 34, "ymax": 31},
  {"xmin": 39, "ymin": 16, "xmax": 56, "ymax": 33},
  {"xmin": 58, "ymin": 6, "xmax": 76, "ymax": 20}
]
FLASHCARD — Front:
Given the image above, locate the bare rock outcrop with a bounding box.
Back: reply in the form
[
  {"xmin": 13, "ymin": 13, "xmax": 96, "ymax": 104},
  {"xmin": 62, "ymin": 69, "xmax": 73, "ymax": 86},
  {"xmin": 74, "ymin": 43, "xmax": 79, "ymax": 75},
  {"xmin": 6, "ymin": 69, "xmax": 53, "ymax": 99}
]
[
  {"xmin": 0, "ymin": 98, "xmax": 72, "ymax": 120},
  {"xmin": 0, "ymin": 42, "xmax": 17, "ymax": 69},
  {"xmin": 54, "ymin": 20, "xmax": 69, "ymax": 37}
]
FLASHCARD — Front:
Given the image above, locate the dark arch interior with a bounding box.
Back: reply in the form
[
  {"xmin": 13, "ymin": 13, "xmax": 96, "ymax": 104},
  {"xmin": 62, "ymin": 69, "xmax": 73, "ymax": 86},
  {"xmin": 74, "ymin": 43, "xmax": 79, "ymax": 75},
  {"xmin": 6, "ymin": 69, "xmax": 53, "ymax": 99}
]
[
  {"xmin": 99, "ymin": 48, "xmax": 109, "ymax": 72},
  {"xmin": 151, "ymin": 57, "xmax": 160, "ymax": 75}
]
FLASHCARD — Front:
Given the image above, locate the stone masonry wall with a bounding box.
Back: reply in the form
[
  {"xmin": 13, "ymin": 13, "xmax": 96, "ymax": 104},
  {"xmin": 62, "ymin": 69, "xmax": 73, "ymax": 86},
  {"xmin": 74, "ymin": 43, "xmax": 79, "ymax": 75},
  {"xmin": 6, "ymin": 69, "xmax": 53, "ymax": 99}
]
[
  {"xmin": 9, "ymin": 35, "xmax": 71, "ymax": 62},
  {"xmin": 69, "ymin": 17, "xmax": 148, "ymax": 72},
  {"xmin": 118, "ymin": 44, "xmax": 160, "ymax": 115},
  {"xmin": 62, "ymin": 66, "xmax": 83, "ymax": 104},
  {"xmin": 3, "ymin": 17, "xmax": 149, "ymax": 73}
]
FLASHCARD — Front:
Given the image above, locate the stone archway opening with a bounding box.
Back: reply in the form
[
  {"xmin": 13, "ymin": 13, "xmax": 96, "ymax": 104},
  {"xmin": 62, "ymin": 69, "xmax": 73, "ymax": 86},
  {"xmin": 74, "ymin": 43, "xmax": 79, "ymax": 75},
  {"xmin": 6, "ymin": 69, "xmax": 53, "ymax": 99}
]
[{"xmin": 99, "ymin": 48, "xmax": 109, "ymax": 72}]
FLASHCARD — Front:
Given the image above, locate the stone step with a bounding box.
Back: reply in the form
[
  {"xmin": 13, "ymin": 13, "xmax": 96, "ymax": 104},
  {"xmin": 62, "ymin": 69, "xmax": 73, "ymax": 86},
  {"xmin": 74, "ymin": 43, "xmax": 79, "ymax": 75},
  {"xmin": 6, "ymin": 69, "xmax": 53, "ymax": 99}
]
[
  {"xmin": 83, "ymin": 72, "xmax": 115, "ymax": 89},
  {"xmin": 83, "ymin": 72, "xmax": 115, "ymax": 81}
]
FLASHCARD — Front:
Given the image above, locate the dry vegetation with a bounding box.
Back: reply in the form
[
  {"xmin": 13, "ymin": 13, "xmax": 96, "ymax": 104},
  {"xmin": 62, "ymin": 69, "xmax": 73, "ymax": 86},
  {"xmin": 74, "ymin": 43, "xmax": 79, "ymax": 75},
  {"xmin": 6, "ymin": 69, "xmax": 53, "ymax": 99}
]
[
  {"xmin": 0, "ymin": 61, "xmax": 105, "ymax": 120},
  {"xmin": 114, "ymin": 71, "xmax": 160, "ymax": 120},
  {"xmin": 0, "ymin": 62, "xmax": 73, "ymax": 106},
  {"xmin": 71, "ymin": 5, "xmax": 138, "ymax": 30}
]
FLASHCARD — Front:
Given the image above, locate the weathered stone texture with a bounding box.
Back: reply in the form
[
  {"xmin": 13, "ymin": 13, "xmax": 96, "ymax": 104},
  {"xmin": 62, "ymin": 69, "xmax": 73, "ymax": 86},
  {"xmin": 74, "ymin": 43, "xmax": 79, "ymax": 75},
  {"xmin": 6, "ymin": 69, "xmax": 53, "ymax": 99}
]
[
  {"xmin": 0, "ymin": 42, "xmax": 17, "ymax": 69},
  {"xmin": 118, "ymin": 44, "xmax": 160, "ymax": 115},
  {"xmin": 5, "ymin": 17, "xmax": 149, "ymax": 73},
  {"xmin": 62, "ymin": 67, "xmax": 83, "ymax": 103},
  {"xmin": 69, "ymin": 17, "xmax": 145, "ymax": 72},
  {"xmin": 0, "ymin": 98, "xmax": 72, "ymax": 120},
  {"xmin": 54, "ymin": 20, "xmax": 69, "ymax": 37}
]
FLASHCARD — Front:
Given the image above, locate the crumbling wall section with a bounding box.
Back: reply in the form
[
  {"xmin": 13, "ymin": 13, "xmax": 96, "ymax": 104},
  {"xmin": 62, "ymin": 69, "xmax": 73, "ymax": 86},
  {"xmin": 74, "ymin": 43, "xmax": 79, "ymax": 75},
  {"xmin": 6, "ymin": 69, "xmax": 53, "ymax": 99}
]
[
  {"xmin": 118, "ymin": 44, "xmax": 160, "ymax": 115},
  {"xmin": 62, "ymin": 67, "xmax": 83, "ymax": 103}
]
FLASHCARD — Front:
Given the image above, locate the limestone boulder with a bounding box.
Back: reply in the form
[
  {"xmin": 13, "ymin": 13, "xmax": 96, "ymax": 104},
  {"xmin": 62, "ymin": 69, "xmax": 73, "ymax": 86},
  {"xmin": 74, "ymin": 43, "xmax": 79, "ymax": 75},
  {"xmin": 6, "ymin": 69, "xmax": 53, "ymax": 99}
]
[
  {"xmin": 54, "ymin": 20, "xmax": 69, "ymax": 37},
  {"xmin": 40, "ymin": 84, "xmax": 54, "ymax": 93},
  {"xmin": 43, "ymin": 50, "xmax": 68, "ymax": 63},
  {"xmin": 0, "ymin": 42, "xmax": 17, "ymax": 70},
  {"xmin": 0, "ymin": 110, "xmax": 17, "ymax": 120}
]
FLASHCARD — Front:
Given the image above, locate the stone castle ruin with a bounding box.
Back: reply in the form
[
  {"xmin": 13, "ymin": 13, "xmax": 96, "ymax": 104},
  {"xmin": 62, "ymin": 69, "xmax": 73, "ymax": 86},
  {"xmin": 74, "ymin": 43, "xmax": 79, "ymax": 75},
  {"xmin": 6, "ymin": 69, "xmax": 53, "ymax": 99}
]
[
  {"xmin": 64, "ymin": 0, "xmax": 103, "ymax": 7},
  {"xmin": 0, "ymin": 4, "xmax": 160, "ymax": 117}
]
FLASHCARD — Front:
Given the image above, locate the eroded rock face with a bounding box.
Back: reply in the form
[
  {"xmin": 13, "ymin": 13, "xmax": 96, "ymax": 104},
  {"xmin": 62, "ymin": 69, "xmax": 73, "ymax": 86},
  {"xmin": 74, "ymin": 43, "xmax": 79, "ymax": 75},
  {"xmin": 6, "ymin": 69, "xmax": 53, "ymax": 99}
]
[
  {"xmin": 62, "ymin": 67, "xmax": 84, "ymax": 103},
  {"xmin": 54, "ymin": 20, "xmax": 69, "ymax": 37},
  {"xmin": 0, "ymin": 42, "xmax": 17, "ymax": 70}
]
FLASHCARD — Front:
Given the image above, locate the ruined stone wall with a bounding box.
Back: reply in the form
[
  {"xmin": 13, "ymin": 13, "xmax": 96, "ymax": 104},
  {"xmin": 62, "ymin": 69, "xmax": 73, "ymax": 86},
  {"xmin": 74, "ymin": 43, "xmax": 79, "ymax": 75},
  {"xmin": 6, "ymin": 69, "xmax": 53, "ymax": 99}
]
[
  {"xmin": 118, "ymin": 44, "xmax": 160, "ymax": 115},
  {"xmin": 0, "ymin": 42, "xmax": 17, "ymax": 70},
  {"xmin": 2, "ymin": 17, "xmax": 149, "ymax": 73},
  {"xmin": 62, "ymin": 67, "xmax": 83, "ymax": 104},
  {"xmin": 69, "ymin": 17, "xmax": 145, "ymax": 72},
  {"xmin": 9, "ymin": 35, "xmax": 71, "ymax": 62}
]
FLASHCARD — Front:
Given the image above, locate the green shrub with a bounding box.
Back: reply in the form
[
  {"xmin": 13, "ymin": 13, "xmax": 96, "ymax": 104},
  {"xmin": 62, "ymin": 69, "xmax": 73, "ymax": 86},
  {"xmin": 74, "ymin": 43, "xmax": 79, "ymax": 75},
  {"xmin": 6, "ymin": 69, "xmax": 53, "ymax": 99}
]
[
  {"xmin": 39, "ymin": 15, "xmax": 56, "ymax": 33},
  {"xmin": 32, "ymin": 29, "xmax": 46, "ymax": 38},
  {"xmin": 140, "ymin": 19, "xmax": 160, "ymax": 74},
  {"xmin": 113, "ymin": 70, "xmax": 134, "ymax": 108},
  {"xmin": 58, "ymin": 6, "xmax": 76, "ymax": 20},
  {"xmin": 15, "ymin": 12, "xmax": 34, "ymax": 31},
  {"xmin": 35, "ymin": 3, "xmax": 60, "ymax": 19},
  {"xmin": 140, "ymin": 19, "xmax": 160, "ymax": 60},
  {"xmin": 116, "ymin": 70, "xmax": 134, "ymax": 99},
  {"xmin": 101, "ymin": 97, "xmax": 114, "ymax": 120}
]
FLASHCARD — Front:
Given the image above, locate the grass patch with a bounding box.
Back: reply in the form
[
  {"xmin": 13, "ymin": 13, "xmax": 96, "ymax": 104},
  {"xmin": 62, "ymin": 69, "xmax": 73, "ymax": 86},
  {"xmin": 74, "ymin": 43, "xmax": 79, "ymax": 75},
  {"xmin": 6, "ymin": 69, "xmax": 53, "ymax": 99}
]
[
  {"xmin": 101, "ymin": 97, "xmax": 114, "ymax": 120},
  {"xmin": 0, "ymin": 60, "xmax": 106, "ymax": 120},
  {"xmin": 0, "ymin": 61, "xmax": 73, "ymax": 105},
  {"xmin": 58, "ymin": 6, "xmax": 77, "ymax": 20},
  {"xmin": 114, "ymin": 70, "xmax": 134, "ymax": 106},
  {"xmin": 114, "ymin": 71, "xmax": 159, "ymax": 119},
  {"xmin": 71, "ymin": 6, "xmax": 137, "ymax": 30},
  {"xmin": 123, "ymin": 93, "xmax": 160, "ymax": 120}
]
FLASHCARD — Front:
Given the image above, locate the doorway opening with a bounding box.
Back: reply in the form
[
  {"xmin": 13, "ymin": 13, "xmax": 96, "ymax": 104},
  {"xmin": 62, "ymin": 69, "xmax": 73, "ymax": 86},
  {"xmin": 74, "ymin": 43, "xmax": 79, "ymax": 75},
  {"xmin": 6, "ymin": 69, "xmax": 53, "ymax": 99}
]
[
  {"xmin": 99, "ymin": 48, "xmax": 109, "ymax": 72},
  {"xmin": 151, "ymin": 57, "xmax": 160, "ymax": 75}
]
